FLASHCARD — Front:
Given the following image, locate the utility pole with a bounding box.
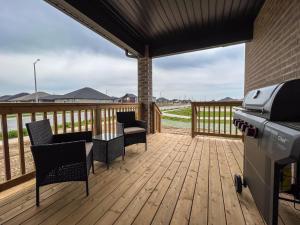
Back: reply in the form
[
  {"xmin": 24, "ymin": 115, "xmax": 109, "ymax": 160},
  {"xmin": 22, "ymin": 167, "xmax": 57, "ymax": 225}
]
[{"xmin": 33, "ymin": 59, "xmax": 40, "ymax": 103}]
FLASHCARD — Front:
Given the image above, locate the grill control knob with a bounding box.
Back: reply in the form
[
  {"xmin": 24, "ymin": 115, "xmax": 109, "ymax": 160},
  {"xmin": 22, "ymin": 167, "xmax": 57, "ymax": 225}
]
[
  {"xmin": 241, "ymin": 123, "xmax": 249, "ymax": 132},
  {"xmin": 246, "ymin": 127, "xmax": 258, "ymax": 138},
  {"xmin": 238, "ymin": 121, "xmax": 245, "ymax": 130},
  {"xmin": 235, "ymin": 119, "xmax": 242, "ymax": 127},
  {"xmin": 233, "ymin": 119, "xmax": 239, "ymax": 126}
]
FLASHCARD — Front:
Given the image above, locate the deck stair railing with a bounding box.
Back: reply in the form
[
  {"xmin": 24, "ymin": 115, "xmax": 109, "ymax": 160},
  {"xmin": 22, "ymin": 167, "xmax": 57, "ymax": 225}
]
[
  {"xmin": 152, "ymin": 102, "xmax": 162, "ymax": 133},
  {"xmin": 191, "ymin": 101, "xmax": 243, "ymax": 138},
  {"xmin": 0, "ymin": 102, "xmax": 141, "ymax": 191}
]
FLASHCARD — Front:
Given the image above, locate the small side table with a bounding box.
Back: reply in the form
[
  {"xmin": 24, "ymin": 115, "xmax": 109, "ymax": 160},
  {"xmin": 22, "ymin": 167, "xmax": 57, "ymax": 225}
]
[{"xmin": 92, "ymin": 133, "xmax": 124, "ymax": 169}]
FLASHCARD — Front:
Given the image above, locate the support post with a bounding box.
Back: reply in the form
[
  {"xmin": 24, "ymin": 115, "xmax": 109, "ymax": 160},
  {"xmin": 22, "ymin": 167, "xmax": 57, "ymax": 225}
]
[{"xmin": 138, "ymin": 46, "xmax": 153, "ymax": 133}]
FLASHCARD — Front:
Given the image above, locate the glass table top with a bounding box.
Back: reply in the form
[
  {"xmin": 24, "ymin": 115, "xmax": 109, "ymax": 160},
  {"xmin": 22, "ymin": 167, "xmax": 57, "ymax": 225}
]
[{"xmin": 93, "ymin": 133, "xmax": 123, "ymax": 141}]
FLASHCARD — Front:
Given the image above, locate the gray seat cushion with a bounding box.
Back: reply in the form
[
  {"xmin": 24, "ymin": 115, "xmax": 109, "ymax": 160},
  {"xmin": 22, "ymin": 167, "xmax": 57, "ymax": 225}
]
[
  {"xmin": 85, "ymin": 142, "xmax": 93, "ymax": 156},
  {"xmin": 124, "ymin": 127, "xmax": 146, "ymax": 135}
]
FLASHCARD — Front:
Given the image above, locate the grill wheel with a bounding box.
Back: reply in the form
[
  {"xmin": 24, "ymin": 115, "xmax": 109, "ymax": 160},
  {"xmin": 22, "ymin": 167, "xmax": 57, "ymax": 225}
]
[{"xmin": 234, "ymin": 174, "xmax": 243, "ymax": 193}]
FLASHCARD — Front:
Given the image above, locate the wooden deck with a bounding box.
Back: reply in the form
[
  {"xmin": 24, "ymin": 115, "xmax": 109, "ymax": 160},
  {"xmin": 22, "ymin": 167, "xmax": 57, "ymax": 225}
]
[{"xmin": 0, "ymin": 133, "xmax": 299, "ymax": 225}]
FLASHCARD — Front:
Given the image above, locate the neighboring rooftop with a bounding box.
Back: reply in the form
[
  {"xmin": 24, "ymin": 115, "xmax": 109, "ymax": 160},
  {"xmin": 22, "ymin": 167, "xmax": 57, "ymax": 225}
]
[
  {"xmin": 218, "ymin": 97, "xmax": 240, "ymax": 102},
  {"xmin": 157, "ymin": 97, "xmax": 169, "ymax": 102},
  {"xmin": 122, "ymin": 93, "xmax": 137, "ymax": 98},
  {"xmin": 0, "ymin": 93, "xmax": 29, "ymax": 102},
  {"xmin": 10, "ymin": 92, "xmax": 50, "ymax": 102},
  {"xmin": 58, "ymin": 87, "xmax": 112, "ymax": 100}
]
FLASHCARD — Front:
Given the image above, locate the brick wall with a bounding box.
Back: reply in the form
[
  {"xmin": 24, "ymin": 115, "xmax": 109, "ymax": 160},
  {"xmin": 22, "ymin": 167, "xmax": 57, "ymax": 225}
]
[
  {"xmin": 138, "ymin": 54, "xmax": 152, "ymax": 133},
  {"xmin": 245, "ymin": 0, "xmax": 300, "ymax": 94}
]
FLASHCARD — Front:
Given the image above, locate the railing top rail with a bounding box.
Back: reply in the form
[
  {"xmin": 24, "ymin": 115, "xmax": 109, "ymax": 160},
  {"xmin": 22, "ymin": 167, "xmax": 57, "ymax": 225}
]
[
  {"xmin": 191, "ymin": 101, "xmax": 242, "ymax": 106},
  {"xmin": 0, "ymin": 103, "xmax": 141, "ymax": 114},
  {"xmin": 152, "ymin": 102, "xmax": 162, "ymax": 114}
]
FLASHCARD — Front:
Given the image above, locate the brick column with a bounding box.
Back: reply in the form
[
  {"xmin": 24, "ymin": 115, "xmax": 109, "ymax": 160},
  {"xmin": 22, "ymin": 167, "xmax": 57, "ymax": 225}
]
[{"xmin": 138, "ymin": 46, "xmax": 153, "ymax": 133}]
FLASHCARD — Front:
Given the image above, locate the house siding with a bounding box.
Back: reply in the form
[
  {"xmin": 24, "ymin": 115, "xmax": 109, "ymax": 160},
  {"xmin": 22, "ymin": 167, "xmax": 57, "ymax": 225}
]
[{"xmin": 245, "ymin": 0, "xmax": 300, "ymax": 94}]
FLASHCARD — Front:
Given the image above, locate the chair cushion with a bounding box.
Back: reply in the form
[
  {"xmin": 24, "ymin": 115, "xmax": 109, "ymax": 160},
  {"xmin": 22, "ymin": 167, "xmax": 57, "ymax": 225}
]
[
  {"xmin": 124, "ymin": 127, "xmax": 146, "ymax": 135},
  {"xmin": 85, "ymin": 142, "xmax": 93, "ymax": 156}
]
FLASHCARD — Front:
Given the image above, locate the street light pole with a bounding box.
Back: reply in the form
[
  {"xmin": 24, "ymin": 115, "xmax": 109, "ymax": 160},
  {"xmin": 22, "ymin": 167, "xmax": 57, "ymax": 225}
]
[{"xmin": 33, "ymin": 59, "xmax": 40, "ymax": 103}]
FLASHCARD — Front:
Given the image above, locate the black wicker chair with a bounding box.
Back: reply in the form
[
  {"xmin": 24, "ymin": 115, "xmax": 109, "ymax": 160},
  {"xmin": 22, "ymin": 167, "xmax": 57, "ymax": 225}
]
[
  {"xmin": 26, "ymin": 119, "xmax": 94, "ymax": 206},
  {"xmin": 116, "ymin": 111, "xmax": 147, "ymax": 150}
]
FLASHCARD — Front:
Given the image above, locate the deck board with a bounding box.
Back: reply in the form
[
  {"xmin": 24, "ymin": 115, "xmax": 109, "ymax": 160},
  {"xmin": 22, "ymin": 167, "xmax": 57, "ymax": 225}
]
[{"xmin": 0, "ymin": 133, "xmax": 299, "ymax": 225}]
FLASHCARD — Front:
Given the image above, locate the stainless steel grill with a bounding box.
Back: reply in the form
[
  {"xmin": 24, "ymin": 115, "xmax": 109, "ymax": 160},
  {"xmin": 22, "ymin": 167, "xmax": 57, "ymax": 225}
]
[{"xmin": 233, "ymin": 79, "xmax": 300, "ymax": 225}]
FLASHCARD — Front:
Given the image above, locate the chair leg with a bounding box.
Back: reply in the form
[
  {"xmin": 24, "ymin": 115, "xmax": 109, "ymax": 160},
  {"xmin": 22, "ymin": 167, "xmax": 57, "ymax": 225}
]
[
  {"xmin": 36, "ymin": 184, "xmax": 40, "ymax": 207},
  {"xmin": 86, "ymin": 180, "xmax": 89, "ymax": 196}
]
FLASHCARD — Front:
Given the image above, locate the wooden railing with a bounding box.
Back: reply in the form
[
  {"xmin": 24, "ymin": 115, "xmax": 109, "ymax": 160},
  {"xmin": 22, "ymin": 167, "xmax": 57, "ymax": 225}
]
[
  {"xmin": 152, "ymin": 102, "xmax": 162, "ymax": 133},
  {"xmin": 191, "ymin": 101, "xmax": 242, "ymax": 138},
  {"xmin": 0, "ymin": 102, "xmax": 141, "ymax": 191}
]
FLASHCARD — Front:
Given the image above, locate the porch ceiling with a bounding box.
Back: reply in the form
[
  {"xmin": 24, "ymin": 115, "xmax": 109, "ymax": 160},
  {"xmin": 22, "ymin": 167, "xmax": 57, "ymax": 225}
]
[{"xmin": 45, "ymin": 0, "xmax": 265, "ymax": 57}]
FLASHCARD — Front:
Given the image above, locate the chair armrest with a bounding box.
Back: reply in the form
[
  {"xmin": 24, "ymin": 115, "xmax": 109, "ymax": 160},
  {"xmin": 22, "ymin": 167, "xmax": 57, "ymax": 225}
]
[
  {"xmin": 31, "ymin": 140, "xmax": 87, "ymax": 176},
  {"xmin": 135, "ymin": 120, "xmax": 147, "ymax": 130},
  {"xmin": 53, "ymin": 131, "xmax": 92, "ymax": 143},
  {"xmin": 116, "ymin": 122, "xmax": 124, "ymax": 134}
]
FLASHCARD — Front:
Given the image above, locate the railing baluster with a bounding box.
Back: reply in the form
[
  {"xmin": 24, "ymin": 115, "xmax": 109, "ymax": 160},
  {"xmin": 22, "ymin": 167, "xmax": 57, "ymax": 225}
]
[
  {"xmin": 43, "ymin": 112, "xmax": 47, "ymax": 120},
  {"xmin": 85, "ymin": 110, "xmax": 88, "ymax": 131},
  {"xmin": 224, "ymin": 106, "xmax": 227, "ymax": 134},
  {"xmin": 78, "ymin": 110, "xmax": 82, "ymax": 132},
  {"xmin": 17, "ymin": 113, "xmax": 26, "ymax": 175},
  {"xmin": 108, "ymin": 108, "xmax": 111, "ymax": 134},
  {"xmin": 203, "ymin": 105, "xmax": 205, "ymax": 132},
  {"xmin": 112, "ymin": 108, "xmax": 115, "ymax": 134},
  {"xmin": 230, "ymin": 106, "xmax": 232, "ymax": 135},
  {"xmin": 70, "ymin": 111, "xmax": 75, "ymax": 132},
  {"xmin": 213, "ymin": 105, "xmax": 216, "ymax": 133},
  {"xmin": 62, "ymin": 111, "xmax": 66, "ymax": 133},
  {"xmin": 31, "ymin": 112, "xmax": 36, "ymax": 122},
  {"xmin": 1, "ymin": 114, "xmax": 11, "ymax": 180},
  {"xmin": 208, "ymin": 106, "xmax": 211, "ymax": 133},
  {"xmin": 90, "ymin": 109, "xmax": 94, "ymax": 133},
  {"xmin": 53, "ymin": 111, "xmax": 58, "ymax": 134},
  {"xmin": 197, "ymin": 106, "xmax": 200, "ymax": 132},
  {"xmin": 104, "ymin": 108, "xmax": 107, "ymax": 133},
  {"xmin": 218, "ymin": 106, "xmax": 221, "ymax": 134}
]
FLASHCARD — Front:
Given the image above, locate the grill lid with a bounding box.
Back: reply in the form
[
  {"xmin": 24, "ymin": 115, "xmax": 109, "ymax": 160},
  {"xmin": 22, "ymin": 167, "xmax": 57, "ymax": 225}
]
[{"xmin": 243, "ymin": 79, "xmax": 300, "ymax": 121}]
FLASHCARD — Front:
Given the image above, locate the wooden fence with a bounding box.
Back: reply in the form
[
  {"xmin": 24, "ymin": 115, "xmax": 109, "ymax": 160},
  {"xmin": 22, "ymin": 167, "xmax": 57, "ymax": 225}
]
[
  {"xmin": 191, "ymin": 101, "xmax": 243, "ymax": 138},
  {"xmin": 0, "ymin": 103, "xmax": 141, "ymax": 191}
]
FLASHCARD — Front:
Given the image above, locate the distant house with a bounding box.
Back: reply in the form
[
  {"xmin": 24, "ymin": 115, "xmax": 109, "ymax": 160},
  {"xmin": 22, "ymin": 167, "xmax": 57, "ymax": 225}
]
[
  {"xmin": 10, "ymin": 92, "xmax": 49, "ymax": 103},
  {"xmin": 54, "ymin": 87, "xmax": 113, "ymax": 103},
  {"xmin": 157, "ymin": 97, "xmax": 169, "ymax": 103},
  {"xmin": 111, "ymin": 96, "xmax": 120, "ymax": 103},
  {"xmin": 120, "ymin": 93, "xmax": 137, "ymax": 103},
  {"xmin": 218, "ymin": 97, "xmax": 240, "ymax": 102},
  {"xmin": 39, "ymin": 95, "xmax": 63, "ymax": 102},
  {"xmin": 0, "ymin": 93, "xmax": 29, "ymax": 102}
]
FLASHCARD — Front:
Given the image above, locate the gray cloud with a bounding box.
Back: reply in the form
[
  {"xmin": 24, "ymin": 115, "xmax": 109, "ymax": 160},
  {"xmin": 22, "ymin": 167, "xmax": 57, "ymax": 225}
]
[
  {"xmin": 0, "ymin": 0, "xmax": 245, "ymax": 100},
  {"xmin": 0, "ymin": 0, "xmax": 122, "ymax": 56}
]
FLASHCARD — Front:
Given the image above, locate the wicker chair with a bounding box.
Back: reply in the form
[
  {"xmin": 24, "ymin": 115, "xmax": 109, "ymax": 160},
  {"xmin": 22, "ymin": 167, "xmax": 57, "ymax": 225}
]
[
  {"xmin": 116, "ymin": 111, "xmax": 147, "ymax": 150},
  {"xmin": 26, "ymin": 119, "xmax": 94, "ymax": 206}
]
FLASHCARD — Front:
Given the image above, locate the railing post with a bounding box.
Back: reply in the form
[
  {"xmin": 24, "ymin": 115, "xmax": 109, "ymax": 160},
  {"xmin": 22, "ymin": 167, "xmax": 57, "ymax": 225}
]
[{"xmin": 1, "ymin": 114, "xmax": 11, "ymax": 180}]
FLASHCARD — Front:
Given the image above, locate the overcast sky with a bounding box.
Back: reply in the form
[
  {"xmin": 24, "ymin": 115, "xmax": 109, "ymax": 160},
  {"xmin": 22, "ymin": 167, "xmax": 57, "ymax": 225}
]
[{"xmin": 0, "ymin": 0, "xmax": 245, "ymax": 100}]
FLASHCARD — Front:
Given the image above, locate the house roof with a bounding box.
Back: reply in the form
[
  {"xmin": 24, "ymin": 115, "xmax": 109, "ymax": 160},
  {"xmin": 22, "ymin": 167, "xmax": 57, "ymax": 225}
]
[
  {"xmin": 0, "ymin": 93, "xmax": 29, "ymax": 102},
  {"xmin": 122, "ymin": 93, "xmax": 137, "ymax": 98},
  {"xmin": 157, "ymin": 97, "xmax": 169, "ymax": 102},
  {"xmin": 39, "ymin": 95, "xmax": 63, "ymax": 100},
  {"xmin": 46, "ymin": 0, "xmax": 265, "ymax": 57},
  {"xmin": 0, "ymin": 95, "xmax": 12, "ymax": 101},
  {"xmin": 10, "ymin": 92, "xmax": 50, "ymax": 102},
  {"xmin": 58, "ymin": 87, "xmax": 112, "ymax": 100}
]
